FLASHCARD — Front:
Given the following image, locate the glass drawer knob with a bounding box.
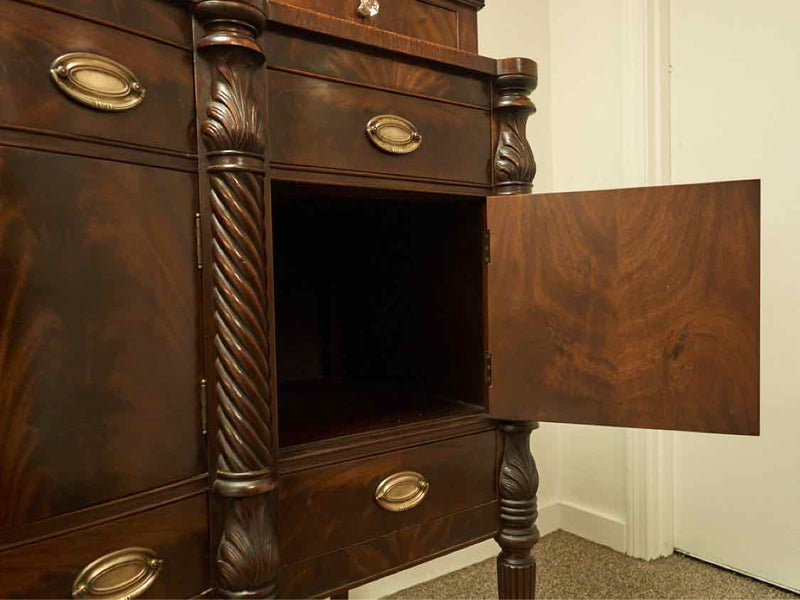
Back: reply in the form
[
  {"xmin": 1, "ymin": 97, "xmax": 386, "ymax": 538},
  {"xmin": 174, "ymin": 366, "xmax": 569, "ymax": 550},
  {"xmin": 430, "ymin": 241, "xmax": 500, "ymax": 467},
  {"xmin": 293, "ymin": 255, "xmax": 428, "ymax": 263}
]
[{"xmin": 358, "ymin": 0, "xmax": 380, "ymax": 18}]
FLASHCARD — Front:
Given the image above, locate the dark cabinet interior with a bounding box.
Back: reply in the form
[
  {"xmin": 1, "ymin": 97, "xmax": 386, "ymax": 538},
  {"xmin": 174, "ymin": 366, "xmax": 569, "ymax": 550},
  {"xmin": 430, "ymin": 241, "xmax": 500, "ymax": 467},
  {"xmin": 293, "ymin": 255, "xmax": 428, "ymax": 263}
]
[{"xmin": 272, "ymin": 183, "xmax": 487, "ymax": 447}]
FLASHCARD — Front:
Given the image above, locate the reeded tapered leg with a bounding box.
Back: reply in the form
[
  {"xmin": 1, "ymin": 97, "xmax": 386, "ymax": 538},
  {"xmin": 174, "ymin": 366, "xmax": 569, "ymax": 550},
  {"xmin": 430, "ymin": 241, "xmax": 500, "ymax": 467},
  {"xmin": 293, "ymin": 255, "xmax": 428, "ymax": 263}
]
[{"xmin": 496, "ymin": 421, "xmax": 539, "ymax": 599}]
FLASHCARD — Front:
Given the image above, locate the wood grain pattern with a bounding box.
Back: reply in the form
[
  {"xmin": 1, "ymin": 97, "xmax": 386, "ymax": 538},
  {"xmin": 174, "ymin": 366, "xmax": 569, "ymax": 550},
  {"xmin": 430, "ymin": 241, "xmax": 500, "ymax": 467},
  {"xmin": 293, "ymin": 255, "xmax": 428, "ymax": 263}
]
[
  {"xmin": 0, "ymin": 147, "xmax": 203, "ymax": 529},
  {"xmin": 496, "ymin": 422, "xmax": 539, "ymax": 599},
  {"xmin": 269, "ymin": 69, "xmax": 491, "ymax": 185},
  {"xmin": 265, "ymin": 27, "xmax": 491, "ymax": 107},
  {"xmin": 279, "ymin": 501, "xmax": 499, "ymax": 599},
  {"xmin": 19, "ymin": 0, "xmax": 192, "ymax": 48},
  {"xmin": 274, "ymin": 0, "xmax": 460, "ymax": 48},
  {"xmin": 456, "ymin": 5, "xmax": 479, "ymax": 53},
  {"xmin": 0, "ymin": 493, "xmax": 209, "ymax": 599},
  {"xmin": 266, "ymin": 2, "xmax": 497, "ymax": 75},
  {"xmin": 0, "ymin": 1, "xmax": 195, "ymax": 153},
  {"xmin": 487, "ymin": 181, "xmax": 760, "ymax": 433},
  {"xmin": 280, "ymin": 431, "xmax": 497, "ymax": 565}
]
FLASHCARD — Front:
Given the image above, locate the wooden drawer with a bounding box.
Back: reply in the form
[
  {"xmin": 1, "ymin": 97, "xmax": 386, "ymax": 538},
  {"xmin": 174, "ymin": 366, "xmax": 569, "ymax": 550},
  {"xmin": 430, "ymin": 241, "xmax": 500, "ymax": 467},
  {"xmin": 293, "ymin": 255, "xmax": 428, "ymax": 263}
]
[
  {"xmin": 269, "ymin": 69, "xmax": 492, "ymax": 187},
  {"xmin": 0, "ymin": 494, "xmax": 209, "ymax": 599},
  {"xmin": 274, "ymin": 0, "xmax": 478, "ymax": 50},
  {"xmin": 266, "ymin": 27, "xmax": 491, "ymax": 108},
  {"xmin": 279, "ymin": 430, "xmax": 498, "ymax": 565},
  {"xmin": 20, "ymin": 0, "xmax": 192, "ymax": 47},
  {"xmin": 0, "ymin": 1, "xmax": 195, "ymax": 153},
  {"xmin": 280, "ymin": 501, "xmax": 497, "ymax": 598}
]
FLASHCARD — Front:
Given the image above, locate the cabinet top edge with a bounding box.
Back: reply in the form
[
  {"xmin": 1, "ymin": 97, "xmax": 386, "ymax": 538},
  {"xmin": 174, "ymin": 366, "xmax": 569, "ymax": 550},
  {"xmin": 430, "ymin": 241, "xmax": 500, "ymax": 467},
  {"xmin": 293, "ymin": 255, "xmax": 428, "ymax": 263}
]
[
  {"xmin": 263, "ymin": 2, "xmax": 498, "ymax": 76},
  {"xmin": 518, "ymin": 178, "xmax": 761, "ymax": 200}
]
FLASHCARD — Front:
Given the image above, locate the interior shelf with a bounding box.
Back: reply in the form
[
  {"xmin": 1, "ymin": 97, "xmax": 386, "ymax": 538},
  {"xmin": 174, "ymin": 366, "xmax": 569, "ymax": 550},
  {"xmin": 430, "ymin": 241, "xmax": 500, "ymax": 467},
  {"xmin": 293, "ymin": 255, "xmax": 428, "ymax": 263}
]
[{"xmin": 277, "ymin": 379, "xmax": 484, "ymax": 448}]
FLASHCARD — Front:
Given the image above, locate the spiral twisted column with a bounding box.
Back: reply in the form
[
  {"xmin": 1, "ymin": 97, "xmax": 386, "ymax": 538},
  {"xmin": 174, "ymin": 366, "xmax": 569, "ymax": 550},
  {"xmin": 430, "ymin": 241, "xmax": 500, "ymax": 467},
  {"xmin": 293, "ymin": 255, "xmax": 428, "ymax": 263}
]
[
  {"xmin": 193, "ymin": 1, "xmax": 278, "ymax": 597},
  {"xmin": 496, "ymin": 421, "xmax": 540, "ymax": 599},
  {"xmin": 493, "ymin": 58, "xmax": 538, "ymax": 196}
]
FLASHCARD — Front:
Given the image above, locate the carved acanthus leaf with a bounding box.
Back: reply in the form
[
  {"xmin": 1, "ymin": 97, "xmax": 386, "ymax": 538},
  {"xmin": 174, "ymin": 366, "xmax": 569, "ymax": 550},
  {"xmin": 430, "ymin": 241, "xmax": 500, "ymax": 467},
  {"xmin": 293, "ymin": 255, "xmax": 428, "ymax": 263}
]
[
  {"xmin": 495, "ymin": 110, "xmax": 537, "ymax": 185},
  {"xmin": 202, "ymin": 58, "xmax": 265, "ymax": 155},
  {"xmin": 217, "ymin": 497, "xmax": 279, "ymax": 594},
  {"xmin": 499, "ymin": 432, "xmax": 539, "ymax": 501}
]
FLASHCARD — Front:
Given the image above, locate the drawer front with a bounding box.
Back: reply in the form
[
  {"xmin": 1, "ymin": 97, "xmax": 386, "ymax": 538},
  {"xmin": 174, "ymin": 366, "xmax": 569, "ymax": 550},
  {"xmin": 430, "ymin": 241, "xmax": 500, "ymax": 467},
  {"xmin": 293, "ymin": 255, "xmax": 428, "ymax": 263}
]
[
  {"xmin": 0, "ymin": 1, "xmax": 195, "ymax": 152},
  {"xmin": 21, "ymin": 0, "xmax": 192, "ymax": 47},
  {"xmin": 0, "ymin": 146, "xmax": 203, "ymax": 528},
  {"xmin": 0, "ymin": 494, "xmax": 209, "ymax": 599},
  {"xmin": 279, "ymin": 430, "xmax": 497, "ymax": 565},
  {"xmin": 278, "ymin": 0, "xmax": 463, "ymax": 48},
  {"xmin": 269, "ymin": 70, "xmax": 492, "ymax": 187},
  {"xmin": 266, "ymin": 28, "xmax": 491, "ymax": 108},
  {"xmin": 281, "ymin": 502, "xmax": 497, "ymax": 598}
]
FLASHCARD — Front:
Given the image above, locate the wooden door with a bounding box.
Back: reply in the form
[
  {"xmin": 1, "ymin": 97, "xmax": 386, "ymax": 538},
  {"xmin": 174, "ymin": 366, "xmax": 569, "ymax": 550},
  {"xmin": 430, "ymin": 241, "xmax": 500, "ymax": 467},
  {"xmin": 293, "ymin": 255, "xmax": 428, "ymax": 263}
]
[
  {"xmin": 0, "ymin": 147, "xmax": 204, "ymax": 529},
  {"xmin": 486, "ymin": 180, "xmax": 760, "ymax": 434}
]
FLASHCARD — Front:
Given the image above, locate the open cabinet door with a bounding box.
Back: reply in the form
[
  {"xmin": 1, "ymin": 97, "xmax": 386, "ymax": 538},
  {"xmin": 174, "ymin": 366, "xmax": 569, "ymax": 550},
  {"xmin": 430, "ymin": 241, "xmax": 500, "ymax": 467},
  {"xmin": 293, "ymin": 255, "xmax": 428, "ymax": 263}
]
[{"xmin": 486, "ymin": 180, "xmax": 760, "ymax": 434}]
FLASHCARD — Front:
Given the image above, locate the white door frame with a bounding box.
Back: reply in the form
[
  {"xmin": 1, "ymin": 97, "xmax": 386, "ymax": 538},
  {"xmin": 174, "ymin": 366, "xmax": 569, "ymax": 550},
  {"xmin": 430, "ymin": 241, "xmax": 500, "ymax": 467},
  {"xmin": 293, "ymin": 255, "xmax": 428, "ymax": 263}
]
[{"xmin": 620, "ymin": 0, "xmax": 675, "ymax": 561}]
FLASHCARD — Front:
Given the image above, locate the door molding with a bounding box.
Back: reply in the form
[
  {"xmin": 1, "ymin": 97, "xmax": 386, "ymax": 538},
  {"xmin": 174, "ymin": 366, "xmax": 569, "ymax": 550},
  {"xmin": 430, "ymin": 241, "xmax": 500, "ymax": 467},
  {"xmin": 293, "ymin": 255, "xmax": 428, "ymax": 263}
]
[{"xmin": 621, "ymin": 0, "xmax": 675, "ymax": 560}]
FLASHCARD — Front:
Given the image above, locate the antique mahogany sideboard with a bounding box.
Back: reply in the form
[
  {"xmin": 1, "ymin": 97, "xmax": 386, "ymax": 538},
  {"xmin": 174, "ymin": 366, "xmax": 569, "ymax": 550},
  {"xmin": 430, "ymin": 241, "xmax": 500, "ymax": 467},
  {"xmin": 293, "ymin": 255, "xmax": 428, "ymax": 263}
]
[{"xmin": 0, "ymin": 0, "xmax": 760, "ymax": 598}]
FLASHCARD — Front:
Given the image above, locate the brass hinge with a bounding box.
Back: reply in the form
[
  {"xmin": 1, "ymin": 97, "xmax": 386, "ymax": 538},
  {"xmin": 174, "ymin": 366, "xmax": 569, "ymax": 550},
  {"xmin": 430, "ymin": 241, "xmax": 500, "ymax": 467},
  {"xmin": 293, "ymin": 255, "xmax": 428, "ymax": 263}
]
[
  {"xmin": 194, "ymin": 213, "xmax": 203, "ymax": 270},
  {"xmin": 485, "ymin": 352, "xmax": 493, "ymax": 387},
  {"xmin": 200, "ymin": 378, "xmax": 208, "ymax": 435},
  {"xmin": 483, "ymin": 229, "xmax": 491, "ymax": 264}
]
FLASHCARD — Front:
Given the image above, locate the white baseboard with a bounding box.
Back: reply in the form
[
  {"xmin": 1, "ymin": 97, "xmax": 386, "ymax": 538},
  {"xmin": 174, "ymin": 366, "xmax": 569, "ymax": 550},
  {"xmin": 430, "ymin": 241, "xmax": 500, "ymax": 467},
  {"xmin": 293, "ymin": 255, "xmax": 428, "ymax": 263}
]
[
  {"xmin": 537, "ymin": 501, "xmax": 560, "ymax": 537},
  {"xmin": 556, "ymin": 501, "xmax": 627, "ymax": 553},
  {"xmin": 350, "ymin": 538, "xmax": 499, "ymax": 599}
]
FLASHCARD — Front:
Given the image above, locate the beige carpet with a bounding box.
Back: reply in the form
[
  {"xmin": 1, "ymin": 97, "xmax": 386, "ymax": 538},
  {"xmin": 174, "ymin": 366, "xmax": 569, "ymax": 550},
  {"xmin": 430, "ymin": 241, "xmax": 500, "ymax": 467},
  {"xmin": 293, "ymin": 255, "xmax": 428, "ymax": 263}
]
[{"xmin": 388, "ymin": 531, "xmax": 798, "ymax": 599}]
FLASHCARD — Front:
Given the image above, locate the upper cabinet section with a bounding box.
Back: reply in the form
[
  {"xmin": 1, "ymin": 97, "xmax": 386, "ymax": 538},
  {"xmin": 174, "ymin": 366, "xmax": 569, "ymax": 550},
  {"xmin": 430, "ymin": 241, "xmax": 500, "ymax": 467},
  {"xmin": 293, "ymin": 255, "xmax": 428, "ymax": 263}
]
[
  {"xmin": 271, "ymin": 0, "xmax": 482, "ymax": 52},
  {"xmin": 487, "ymin": 181, "xmax": 760, "ymax": 435}
]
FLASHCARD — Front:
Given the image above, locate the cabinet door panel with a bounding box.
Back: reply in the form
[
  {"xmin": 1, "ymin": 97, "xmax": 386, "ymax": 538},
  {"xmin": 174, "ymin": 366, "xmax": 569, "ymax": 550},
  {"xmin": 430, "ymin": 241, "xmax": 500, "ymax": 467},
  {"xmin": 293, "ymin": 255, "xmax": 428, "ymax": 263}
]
[
  {"xmin": 0, "ymin": 147, "xmax": 204, "ymax": 529},
  {"xmin": 487, "ymin": 180, "xmax": 759, "ymax": 434}
]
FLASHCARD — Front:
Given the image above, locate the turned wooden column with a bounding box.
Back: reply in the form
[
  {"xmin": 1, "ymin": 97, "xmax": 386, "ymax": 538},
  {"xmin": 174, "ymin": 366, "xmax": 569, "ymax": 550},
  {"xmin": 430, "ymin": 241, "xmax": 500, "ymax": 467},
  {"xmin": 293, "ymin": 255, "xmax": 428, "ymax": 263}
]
[
  {"xmin": 493, "ymin": 58, "xmax": 538, "ymax": 195},
  {"xmin": 496, "ymin": 421, "xmax": 540, "ymax": 599},
  {"xmin": 193, "ymin": 2, "xmax": 278, "ymax": 597}
]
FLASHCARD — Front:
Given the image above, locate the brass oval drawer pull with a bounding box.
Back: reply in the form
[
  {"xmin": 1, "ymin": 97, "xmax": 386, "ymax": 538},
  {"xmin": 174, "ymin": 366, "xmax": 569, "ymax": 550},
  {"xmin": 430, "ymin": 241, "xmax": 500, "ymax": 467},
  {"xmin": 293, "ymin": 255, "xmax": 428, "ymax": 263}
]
[
  {"xmin": 71, "ymin": 547, "xmax": 163, "ymax": 599},
  {"xmin": 50, "ymin": 53, "xmax": 146, "ymax": 112},
  {"xmin": 366, "ymin": 115, "xmax": 422, "ymax": 155},
  {"xmin": 375, "ymin": 471, "xmax": 429, "ymax": 512}
]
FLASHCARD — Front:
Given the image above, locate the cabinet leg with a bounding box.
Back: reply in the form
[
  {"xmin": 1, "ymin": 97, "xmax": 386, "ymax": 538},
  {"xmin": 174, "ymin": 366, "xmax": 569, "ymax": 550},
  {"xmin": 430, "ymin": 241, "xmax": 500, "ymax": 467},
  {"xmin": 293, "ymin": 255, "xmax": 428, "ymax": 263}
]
[{"xmin": 496, "ymin": 421, "xmax": 539, "ymax": 599}]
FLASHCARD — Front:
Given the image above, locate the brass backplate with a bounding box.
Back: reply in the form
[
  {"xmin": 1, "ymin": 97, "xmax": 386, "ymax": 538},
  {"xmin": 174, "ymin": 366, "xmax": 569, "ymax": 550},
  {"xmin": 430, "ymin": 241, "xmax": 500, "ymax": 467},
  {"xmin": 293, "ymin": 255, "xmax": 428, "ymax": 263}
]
[
  {"xmin": 366, "ymin": 115, "xmax": 422, "ymax": 155},
  {"xmin": 71, "ymin": 547, "xmax": 162, "ymax": 599},
  {"xmin": 50, "ymin": 53, "xmax": 145, "ymax": 112},
  {"xmin": 375, "ymin": 471, "xmax": 429, "ymax": 512}
]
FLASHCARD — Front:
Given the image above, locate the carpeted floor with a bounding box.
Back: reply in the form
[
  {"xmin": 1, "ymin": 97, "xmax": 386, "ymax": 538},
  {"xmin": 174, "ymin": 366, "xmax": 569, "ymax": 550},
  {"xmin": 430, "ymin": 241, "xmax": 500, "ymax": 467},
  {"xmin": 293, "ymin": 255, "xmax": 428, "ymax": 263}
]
[{"xmin": 388, "ymin": 531, "xmax": 799, "ymax": 599}]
